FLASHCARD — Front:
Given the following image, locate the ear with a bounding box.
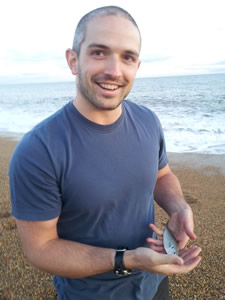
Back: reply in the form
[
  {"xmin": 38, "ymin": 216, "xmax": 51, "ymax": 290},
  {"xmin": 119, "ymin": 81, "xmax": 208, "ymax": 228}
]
[
  {"xmin": 65, "ymin": 48, "xmax": 78, "ymax": 75},
  {"xmin": 137, "ymin": 59, "xmax": 141, "ymax": 69}
]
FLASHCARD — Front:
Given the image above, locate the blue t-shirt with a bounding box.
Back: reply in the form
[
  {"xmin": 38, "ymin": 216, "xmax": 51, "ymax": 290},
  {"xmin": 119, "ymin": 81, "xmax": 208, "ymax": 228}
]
[{"xmin": 9, "ymin": 100, "xmax": 168, "ymax": 299}]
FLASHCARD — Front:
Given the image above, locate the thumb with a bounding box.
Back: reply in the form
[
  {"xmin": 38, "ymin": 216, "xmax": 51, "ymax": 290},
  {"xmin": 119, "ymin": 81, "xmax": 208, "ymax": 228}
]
[
  {"xmin": 184, "ymin": 224, "xmax": 197, "ymax": 241},
  {"xmin": 155, "ymin": 253, "xmax": 184, "ymax": 266},
  {"xmin": 167, "ymin": 254, "xmax": 184, "ymax": 266}
]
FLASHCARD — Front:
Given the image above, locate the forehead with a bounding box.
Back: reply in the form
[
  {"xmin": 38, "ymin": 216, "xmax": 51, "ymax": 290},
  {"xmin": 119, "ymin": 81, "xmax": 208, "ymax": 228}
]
[{"xmin": 82, "ymin": 15, "xmax": 141, "ymax": 54}]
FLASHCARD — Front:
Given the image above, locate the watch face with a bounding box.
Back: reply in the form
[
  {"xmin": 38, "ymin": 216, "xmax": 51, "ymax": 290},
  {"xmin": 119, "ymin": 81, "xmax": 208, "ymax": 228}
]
[
  {"xmin": 163, "ymin": 225, "xmax": 179, "ymax": 255},
  {"xmin": 114, "ymin": 269, "xmax": 132, "ymax": 276}
]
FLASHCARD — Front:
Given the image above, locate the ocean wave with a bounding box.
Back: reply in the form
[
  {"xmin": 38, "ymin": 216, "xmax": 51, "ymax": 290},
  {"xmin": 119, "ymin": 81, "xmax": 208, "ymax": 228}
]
[{"xmin": 1, "ymin": 74, "xmax": 225, "ymax": 154}]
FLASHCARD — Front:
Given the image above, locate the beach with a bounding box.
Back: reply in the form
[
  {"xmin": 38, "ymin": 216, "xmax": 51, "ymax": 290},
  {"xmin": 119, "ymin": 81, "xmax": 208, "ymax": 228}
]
[{"xmin": 0, "ymin": 137, "xmax": 224, "ymax": 299}]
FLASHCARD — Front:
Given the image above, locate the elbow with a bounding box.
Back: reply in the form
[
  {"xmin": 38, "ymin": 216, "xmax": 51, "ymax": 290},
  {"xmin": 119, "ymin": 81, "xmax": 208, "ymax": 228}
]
[{"xmin": 22, "ymin": 246, "xmax": 46, "ymax": 272}]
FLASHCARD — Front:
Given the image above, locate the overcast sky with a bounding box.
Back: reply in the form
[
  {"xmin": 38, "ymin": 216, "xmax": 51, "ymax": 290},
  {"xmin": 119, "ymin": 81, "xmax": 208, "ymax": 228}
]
[{"xmin": 1, "ymin": 0, "xmax": 225, "ymax": 84}]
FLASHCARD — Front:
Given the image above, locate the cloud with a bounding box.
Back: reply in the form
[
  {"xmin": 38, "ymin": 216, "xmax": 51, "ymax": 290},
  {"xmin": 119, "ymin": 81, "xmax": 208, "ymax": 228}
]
[
  {"xmin": 1, "ymin": 0, "xmax": 225, "ymax": 83},
  {"xmin": 7, "ymin": 49, "xmax": 63, "ymax": 63},
  {"xmin": 140, "ymin": 54, "xmax": 171, "ymax": 63},
  {"xmin": 181, "ymin": 63, "xmax": 225, "ymax": 76},
  {"xmin": 214, "ymin": 60, "xmax": 225, "ymax": 65}
]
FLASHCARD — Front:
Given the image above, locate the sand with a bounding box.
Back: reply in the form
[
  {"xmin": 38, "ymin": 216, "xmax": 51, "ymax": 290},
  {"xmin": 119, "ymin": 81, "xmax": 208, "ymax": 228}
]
[{"xmin": 0, "ymin": 137, "xmax": 224, "ymax": 299}]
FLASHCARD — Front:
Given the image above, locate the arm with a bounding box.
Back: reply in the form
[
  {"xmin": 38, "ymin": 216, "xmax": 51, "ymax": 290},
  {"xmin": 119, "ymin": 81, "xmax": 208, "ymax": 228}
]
[
  {"xmin": 16, "ymin": 218, "xmax": 115, "ymax": 278},
  {"xmin": 16, "ymin": 216, "xmax": 201, "ymax": 278},
  {"xmin": 153, "ymin": 164, "xmax": 196, "ymax": 249}
]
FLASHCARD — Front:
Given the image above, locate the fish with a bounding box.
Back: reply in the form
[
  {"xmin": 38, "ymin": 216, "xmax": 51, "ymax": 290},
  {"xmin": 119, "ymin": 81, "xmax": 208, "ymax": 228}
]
[{"xmin": 163, "ymin": 224, "xmax": 179, "ymax": 255}]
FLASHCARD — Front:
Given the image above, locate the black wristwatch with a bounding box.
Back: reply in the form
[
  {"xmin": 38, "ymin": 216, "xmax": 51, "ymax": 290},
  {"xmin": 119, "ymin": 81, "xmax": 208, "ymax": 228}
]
[{"xmin": 114, "ymin": 247, "xmax": 132, "ymax": 276}]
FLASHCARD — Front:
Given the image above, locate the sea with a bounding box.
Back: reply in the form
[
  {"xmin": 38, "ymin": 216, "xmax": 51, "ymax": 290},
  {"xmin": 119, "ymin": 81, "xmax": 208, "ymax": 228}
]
[{"xmin": 0, "ymin": 73, "xmax": 224, "ymax": 154}]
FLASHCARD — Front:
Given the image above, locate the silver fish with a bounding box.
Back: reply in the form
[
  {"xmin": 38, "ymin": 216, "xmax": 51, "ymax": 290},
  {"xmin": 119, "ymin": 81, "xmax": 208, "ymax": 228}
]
[{"xmin": 163, "ymin": 225, "xmax": 179, "ymax": 255}]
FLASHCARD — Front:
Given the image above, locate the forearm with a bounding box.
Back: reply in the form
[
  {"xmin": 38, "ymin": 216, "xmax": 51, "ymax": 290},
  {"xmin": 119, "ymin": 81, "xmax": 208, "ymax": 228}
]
[
  {"xmin": 19, "ymin": 220, "xmax": 200, "ymax": 278},
  {"xmin": 154, "ymin": 171, "xmax": 190, "ymax": 216},
  {"xmin": 28, "ymin": 238, "xmax": 200, "ymax": 278},
  {"xmin": 26, "ymin": 238, "xmax": 115, "ymax": 278}
]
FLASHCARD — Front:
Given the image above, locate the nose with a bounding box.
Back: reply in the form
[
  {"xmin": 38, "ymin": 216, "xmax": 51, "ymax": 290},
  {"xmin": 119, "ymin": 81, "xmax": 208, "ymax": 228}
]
[{"xmin": 104, "ymin": 55, "xmax": 122, "ymax": 78}]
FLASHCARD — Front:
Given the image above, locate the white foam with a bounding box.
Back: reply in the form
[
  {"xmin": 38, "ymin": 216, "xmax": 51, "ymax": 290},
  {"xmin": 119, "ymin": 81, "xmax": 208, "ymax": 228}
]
[{"xmin": 1, "ymin": 75, "xmax": 225, "ymax": 154}]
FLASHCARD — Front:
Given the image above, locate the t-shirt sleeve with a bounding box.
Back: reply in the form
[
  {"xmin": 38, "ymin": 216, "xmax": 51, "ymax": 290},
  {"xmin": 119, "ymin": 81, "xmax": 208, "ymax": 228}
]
[{"xmin": 9, "ymin": 133, "xmax": 62, "ymax": 221}]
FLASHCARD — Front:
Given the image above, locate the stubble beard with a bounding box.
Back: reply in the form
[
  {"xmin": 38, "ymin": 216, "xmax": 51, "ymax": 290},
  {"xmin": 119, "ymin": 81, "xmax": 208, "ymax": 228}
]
[{"xmin": 77, "ymin": 69, "xmax": 130, "ymax": 111}]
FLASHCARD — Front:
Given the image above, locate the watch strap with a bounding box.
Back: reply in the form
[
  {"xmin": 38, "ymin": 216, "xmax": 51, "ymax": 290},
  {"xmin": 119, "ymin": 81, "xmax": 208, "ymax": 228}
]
[{"xmin": 114, "ymin": 247, "xmax": 132, "ymax": 276}]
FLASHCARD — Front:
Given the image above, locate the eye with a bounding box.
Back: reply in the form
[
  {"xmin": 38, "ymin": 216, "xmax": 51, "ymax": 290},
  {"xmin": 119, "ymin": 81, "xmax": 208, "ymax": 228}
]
[
  {"xmin": 95, "ymin": 50, "xmax": 103, "ymax": 56},
  {"xmin": 91, "ymin": 50, "xmax": 105, "ymax": 58},
  {"xmin": 123, "ymin": 55, "xmax": 137, "ymax": 63},
  {"xmin": 124, "ymin": 55, "xmax": 132, "ymax": 61}
]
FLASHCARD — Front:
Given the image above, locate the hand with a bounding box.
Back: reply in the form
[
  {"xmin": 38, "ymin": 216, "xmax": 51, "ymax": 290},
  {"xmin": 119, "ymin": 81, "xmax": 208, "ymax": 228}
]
[
  {"xmin": 124, "ymin": 223, "xmax": 201, "ymax": 275},
  {"xmin": 130, "ymin": 245, "xmax": 201, "ymax": 276},
  {"xmin": 168, "ymin": 206, "xmax": 196, "ymax": 250}
]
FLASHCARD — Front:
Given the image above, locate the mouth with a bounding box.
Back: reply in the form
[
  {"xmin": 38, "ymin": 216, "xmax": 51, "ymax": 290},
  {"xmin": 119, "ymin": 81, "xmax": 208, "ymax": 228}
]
[{"xmin": 98, "ymin": 83, "xmax": 120, "ymax": 90}]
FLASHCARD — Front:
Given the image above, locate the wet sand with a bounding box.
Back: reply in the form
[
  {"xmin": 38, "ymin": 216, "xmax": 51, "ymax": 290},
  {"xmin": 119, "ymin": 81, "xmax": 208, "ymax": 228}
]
[{"xmin": 0, "ymin": 137, "xmax": 224, "ymax": 299}]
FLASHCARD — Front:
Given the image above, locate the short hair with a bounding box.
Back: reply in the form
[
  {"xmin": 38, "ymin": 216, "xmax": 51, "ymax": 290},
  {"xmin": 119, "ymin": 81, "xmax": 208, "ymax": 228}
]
[{"xmin": 72, "ymin": 6, "xmax": 141, "ymax": 56}]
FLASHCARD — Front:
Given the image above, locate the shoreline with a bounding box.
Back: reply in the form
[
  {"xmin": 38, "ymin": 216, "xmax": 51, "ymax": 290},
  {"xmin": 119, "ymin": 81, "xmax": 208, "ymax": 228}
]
[
  {"xmin": 1, "ymin": 132, "xmax": 225, "ymax": 160},
  {"xmin": 0, "ymin": 136, "xmax": 224, "ymax": 299},
  {"xmin": 168, "ymin": 152, "xmax": 225, "ymax": 175}
]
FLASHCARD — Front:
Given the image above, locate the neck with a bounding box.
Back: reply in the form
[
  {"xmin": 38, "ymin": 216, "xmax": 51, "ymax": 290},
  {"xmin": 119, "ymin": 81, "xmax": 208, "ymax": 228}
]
[{"xmin": 73, "ymin": 98, "xmax": 122, "ymax": 125}]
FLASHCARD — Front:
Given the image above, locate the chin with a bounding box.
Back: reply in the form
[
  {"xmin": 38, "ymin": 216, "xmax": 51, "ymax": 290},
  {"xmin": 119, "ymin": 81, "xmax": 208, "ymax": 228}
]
[{"xmin": 96, "ymin": 100, "xmax": 123, "ymax": 111}]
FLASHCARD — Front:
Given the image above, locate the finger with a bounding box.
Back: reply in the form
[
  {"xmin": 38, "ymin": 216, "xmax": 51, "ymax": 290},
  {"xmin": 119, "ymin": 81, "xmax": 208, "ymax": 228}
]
[
  {"xmin": 146, "ymin": 238, "xmax": 163, "ymax": 246},
  {"xmin": 179, "ymin": 246, "xmax": 201, "ymax": 258},
  {"xmin": 184, "ymin": 223, "xmax": 197, "ymax": 241},
  {"xmin": 156, "ymin": 255, "xmax": 201, "ymax": 275},
  {"xmin": 178, "ymin": 247, "xmax": 190, "ymax": 258},
  {"xmin": 154, "ymin": 252, "xmax": 184, "ymax": 266},
  {"xmin": 149, "ymin": 223, "xmax": 163, "ymax": 236},
  {"xmin": 178, "ymin": 237, "xmax": 189, "ymax": 251},
  {"xmin": 180, "ymin": 246, "xmax": 202, "ymax": 262},
  {"xmin": 179, "ymin": 255, "xmax": 202, "ymax": 274},
  {"xmin": 149, "ymin": 245, "xmax": 165, "ymax": 253},
  {"xmin": 184, "ymin": 255, "xmax": 202, "ymax": 269}
]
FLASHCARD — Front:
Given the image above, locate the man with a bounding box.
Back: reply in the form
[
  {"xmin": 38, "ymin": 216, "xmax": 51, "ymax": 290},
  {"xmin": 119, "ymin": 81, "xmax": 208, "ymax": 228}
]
[{"xmin": 9, "ymin": 6, "xmax": 201, "ymax": 300}]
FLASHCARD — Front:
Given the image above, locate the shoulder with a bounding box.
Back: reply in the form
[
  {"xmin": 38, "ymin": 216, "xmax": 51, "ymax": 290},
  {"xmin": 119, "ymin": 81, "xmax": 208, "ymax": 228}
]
[
  {"xmin": 14, "ymin": 101, "xmax": 72, "ymax": 148},
  {"xmin": 32, "ymin": 101, "xmax": 71, "ymax": 137},
  {"xmin": 9, "ymin": 102, "xmax": 72, "ymax": 172},
  {"xmin": 123, "ymin": 100, "xmax": 161, "ymax": 126}
]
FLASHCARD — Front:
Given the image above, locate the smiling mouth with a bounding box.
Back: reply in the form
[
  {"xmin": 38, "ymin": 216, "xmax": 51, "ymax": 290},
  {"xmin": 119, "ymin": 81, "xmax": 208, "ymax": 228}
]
[{"xmin": 98, "ymin": 83, "xmax": 119, "ymax": 90}]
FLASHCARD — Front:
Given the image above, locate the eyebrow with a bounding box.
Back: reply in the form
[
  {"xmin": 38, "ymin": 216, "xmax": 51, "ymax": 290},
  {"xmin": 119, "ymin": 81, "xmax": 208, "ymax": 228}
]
[
  {"xmin": 87, "ymin": 43, "xmax": 139, "ymax": 57},
  {"xmin": 87, "ymin": 43, "xmax": 109, "ymax": 50}
]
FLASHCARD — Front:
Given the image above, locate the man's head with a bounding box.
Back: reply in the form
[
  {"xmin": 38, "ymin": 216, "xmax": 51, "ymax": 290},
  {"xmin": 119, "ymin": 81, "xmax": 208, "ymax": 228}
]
[
  {"xmin": 72, "ymin": 6, "xmax": 141, "ymax": 57},
  {"xmin": 66, "ymin": 6, "xmax": 141, "ymax": 115}
]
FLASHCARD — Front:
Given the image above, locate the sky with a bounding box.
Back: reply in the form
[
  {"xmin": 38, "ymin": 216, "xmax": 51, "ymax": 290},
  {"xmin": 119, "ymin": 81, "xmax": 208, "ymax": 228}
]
[{"xmin": 1, "ymin": 0, "xmax": 225, "ymax": 84}]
